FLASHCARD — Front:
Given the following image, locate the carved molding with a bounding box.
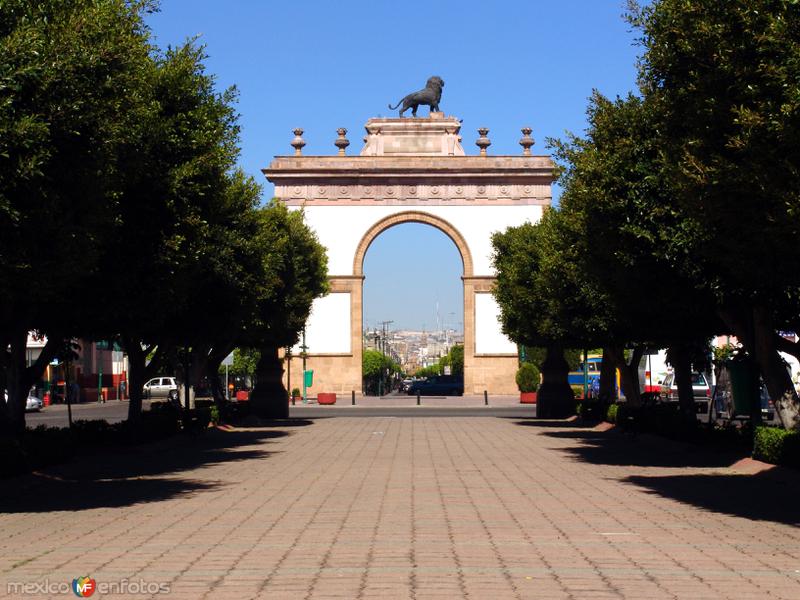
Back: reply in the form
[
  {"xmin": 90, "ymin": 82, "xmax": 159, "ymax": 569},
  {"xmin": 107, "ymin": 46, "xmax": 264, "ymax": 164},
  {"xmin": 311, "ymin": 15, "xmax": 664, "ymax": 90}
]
[{"xmin": 276, "ymin": 182, "xmax": 551, "ymax": 205}]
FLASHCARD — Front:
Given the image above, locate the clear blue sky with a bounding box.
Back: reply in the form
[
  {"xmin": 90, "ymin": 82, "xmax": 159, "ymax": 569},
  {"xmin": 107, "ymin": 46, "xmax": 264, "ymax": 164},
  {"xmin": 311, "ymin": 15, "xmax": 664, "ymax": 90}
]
[{"xmin": 146, "ymin": 1, "xmax": 644, "ymax": 331}]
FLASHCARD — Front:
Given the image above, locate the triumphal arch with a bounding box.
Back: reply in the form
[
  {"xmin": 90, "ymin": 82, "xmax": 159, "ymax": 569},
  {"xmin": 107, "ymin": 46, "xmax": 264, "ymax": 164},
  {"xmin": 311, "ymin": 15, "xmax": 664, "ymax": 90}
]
[{"xmin": 264, "ymin": 113, "xmax": 554, "ymax": 395}]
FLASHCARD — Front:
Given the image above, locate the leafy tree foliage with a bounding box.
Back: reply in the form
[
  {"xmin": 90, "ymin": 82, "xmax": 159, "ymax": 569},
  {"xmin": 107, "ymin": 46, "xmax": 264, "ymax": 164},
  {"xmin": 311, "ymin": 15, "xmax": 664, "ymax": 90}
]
[
  {"xmin": 362, "ymin": 349, "xmax": 400, "ymax": 395},
  {"xmin": 0, "ymin": 0, "xmax": 154, "ymax": 432},
  {"xmin": 0, "ymin": 1, "xmax": 329, "ymax": 432},
  {"xmin": 246, "ymin": 203, "xmax": 329, "ymax": 417},
  {"xmin": 631, "ymin": 0, "xmax": 800, "ymax": 427},
  {"xmin": 494, "ymin": 91, "xmax": 721, "ymax": 413},
  {"xmin": 439, "ymin": 344, "xmax": 464, "ymax": 377}
]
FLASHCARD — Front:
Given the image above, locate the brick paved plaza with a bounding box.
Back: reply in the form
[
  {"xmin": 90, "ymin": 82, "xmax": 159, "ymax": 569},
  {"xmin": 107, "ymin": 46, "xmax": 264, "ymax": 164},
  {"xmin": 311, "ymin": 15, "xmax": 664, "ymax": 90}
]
[{"xmin": 1, "ymin": 413, "xmax": 799, "ymax": 599}]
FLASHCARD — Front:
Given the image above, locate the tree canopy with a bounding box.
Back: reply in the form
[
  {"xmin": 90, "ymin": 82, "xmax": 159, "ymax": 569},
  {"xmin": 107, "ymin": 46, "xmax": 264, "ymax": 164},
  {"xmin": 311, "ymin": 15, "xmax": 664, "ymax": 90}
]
[{"xmin": 0, "ymin": 0, "xmax": 329, "ymax": 431}]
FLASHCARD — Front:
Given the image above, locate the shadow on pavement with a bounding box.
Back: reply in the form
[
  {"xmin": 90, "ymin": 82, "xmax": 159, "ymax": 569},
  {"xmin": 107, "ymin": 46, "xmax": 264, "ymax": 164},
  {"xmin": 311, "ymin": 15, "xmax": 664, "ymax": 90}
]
[
  {"xmin": 508, "ymin": 418, "xmax": 589, "ymax": 428},
  {"xmin": 0, "ymin": 477, "xmax": 220, "ymax": 513},
  {"xmin": 234, "ymin": 417, "xmax": 318, "ymax": 428},
  {"xmin": 541, "ymin": 428, "xmax": 740, "ymax": 469},
  {"xmin": 0, "ymin": 426, "xmax": 300, "ymax": 513},
  {"xmin": 623, "ymin": 470, "xmax": 800, "ymax": 525}
]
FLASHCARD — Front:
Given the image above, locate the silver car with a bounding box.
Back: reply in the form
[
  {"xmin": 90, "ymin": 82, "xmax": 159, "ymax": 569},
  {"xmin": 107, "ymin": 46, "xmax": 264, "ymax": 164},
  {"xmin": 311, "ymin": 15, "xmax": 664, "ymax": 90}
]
[
  {"xmin": 26, "ymin": 390, "xmax": 43, "ymax": 411},
  {"xmin": 658, "ymin": 372, "xmax": 711, "ymax": 413},
  {"xmin": 142, "ymin": 377, "xmax": 178, "ymax": 400}
]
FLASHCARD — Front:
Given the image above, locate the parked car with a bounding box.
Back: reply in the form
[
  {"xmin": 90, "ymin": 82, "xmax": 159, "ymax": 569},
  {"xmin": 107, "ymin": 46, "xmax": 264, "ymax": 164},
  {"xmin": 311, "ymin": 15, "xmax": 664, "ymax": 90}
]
[
  {"xmin": 406, "ymin": 375, "xmax": 463, "ymax": 396},
  {"xmin": 400, "ymin": 378, "xmax": 414, "ymax": 392},
  {"xmin": 26, "ymin": 389, "xmax": 43, "ymax": 412},
  {"xmin": 658, "ymin": 372, "xmax": 711, "ymax": 413},
  {"xmin": 143, "ymin": 377, "xmax": 178, "ymax": 400}
]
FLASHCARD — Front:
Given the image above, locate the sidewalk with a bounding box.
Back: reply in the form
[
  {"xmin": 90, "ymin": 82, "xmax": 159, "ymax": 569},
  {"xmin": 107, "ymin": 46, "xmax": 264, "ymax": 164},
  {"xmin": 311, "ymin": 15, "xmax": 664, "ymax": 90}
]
[
  {"xmin": 1, "ymin": 416, "xmax": 799, "ymax": 599},
  {"xmin": 296, "ymin": 393, "xmax": 521, "ymax": 406}
]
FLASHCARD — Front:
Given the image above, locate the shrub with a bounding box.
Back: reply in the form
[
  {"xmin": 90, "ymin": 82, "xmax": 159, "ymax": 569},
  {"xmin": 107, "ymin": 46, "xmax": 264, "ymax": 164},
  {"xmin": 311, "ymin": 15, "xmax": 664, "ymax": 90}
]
[
  {"xmin": 135, "ymin": 402, "xmax": 181, "ymax": 441},
  {"xmin": 0, "ymin": 437, "xmax": 31, "ymax": 477},
  {"xmin": 606, "ymin": 403, "xmax": 619, "ymax": 423},
  {"xmin": 515, "ymin": 363, "xmax": 541, "ymax": 393},
  {"xmin": 291, "ymin": 387, "xmax": 301, "ymax": 398},
  {"xmin": 70, "ymin": 419, "xmax": 115, "ymax": 446},
  {"xmin": 575, "ymin": 398, "xmax": 606, "ymax": 421},
  {"xmin": 209, "ymin": 405, "xmax": 220, "ymax": 425},
  {"xmin": 753, "ymin": 426, "xmax": 800, "ymax": 466}
]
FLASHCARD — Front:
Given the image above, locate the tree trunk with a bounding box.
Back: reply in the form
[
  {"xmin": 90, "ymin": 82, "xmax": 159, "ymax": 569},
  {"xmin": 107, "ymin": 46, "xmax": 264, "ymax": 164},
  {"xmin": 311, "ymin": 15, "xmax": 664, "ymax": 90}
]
[
  {"xmin": 3, "ymin": 330, "xmax": 61, "ymax": 435},
  {"xmin": 5, "ymin": 329, "xmax": 30, "ymax": 435},
  {"xmin": 670, "ymin": 344, "xmax": 698, "ymax": 425},
  {"xmin": 752, "ymin": 307, "xmax": 799, "ymax": 429},
  {"xmin": 720, "ymin": 305, "xmax": 800, "ymax": 430},
  {"xmin": 0, "ymin": 334, "xmax": 11, "ymax": 434},
  {"xmin": 250, "ymin": 345, "xmax": 288, "ymax": 419},
  {"xmin": 206, "ymin": 343, "xmax": 234, "ymax": 406},
  {"xmin": 598, "ymin": 347, "xmax": 617, "ymax": 402},
  {"xmin": 606, "ymin": 345, "xmax": 643, "ymax": 408},
  {"xmin": 123, "ymin": 337, "xmax": 146, "ymax": 424},
  {"xmin": 536, "ymin": 344, "xmax": 575, "ymax": 418},
  {"xmin": 191, "ymin": 345, "xmax": 210, "ymax": 401}
]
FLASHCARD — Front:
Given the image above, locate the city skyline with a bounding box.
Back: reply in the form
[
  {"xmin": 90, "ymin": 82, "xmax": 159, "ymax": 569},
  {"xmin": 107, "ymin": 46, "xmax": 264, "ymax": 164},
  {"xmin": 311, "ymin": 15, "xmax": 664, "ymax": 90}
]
[{"xmin": 362, "ymin": 223, "xmax": 464, "ymax": 332}]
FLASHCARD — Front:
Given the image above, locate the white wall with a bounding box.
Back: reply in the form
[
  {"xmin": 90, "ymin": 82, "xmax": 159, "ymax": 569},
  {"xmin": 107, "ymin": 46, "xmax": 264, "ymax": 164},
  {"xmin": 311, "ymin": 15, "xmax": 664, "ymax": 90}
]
[
  {"xmin": 475, "ymin": 292, "xmax": 517, "ymax": 355},
  {"xmin": 297, "ymin": 204, "xmax": 543, "ymax": 276},
  {"xmin": 296, "ymin": 293, "xmax": 351, "ymax": 354}
]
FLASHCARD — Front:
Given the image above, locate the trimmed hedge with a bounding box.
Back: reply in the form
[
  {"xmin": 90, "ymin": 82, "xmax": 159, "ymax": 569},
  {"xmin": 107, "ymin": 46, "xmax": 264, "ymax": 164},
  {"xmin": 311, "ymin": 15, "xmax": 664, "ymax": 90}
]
[
  {"xmin": 515, "ymin": 362, "xmax": 541, "ymax": 393},
  {"xmin": 1, "ymin": 405, "xmax": 183, "ymax": 478},
  {"xmin": 753, "ymin": 426, "xmax": 800, "ymax": 467}
]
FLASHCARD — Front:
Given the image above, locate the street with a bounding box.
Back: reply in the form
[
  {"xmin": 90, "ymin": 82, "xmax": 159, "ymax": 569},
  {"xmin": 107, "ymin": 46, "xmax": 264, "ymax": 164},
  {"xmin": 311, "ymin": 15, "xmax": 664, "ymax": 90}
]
[{"xmin": 25, "ymin": 399, "xmax": 152, "ymax": 428}]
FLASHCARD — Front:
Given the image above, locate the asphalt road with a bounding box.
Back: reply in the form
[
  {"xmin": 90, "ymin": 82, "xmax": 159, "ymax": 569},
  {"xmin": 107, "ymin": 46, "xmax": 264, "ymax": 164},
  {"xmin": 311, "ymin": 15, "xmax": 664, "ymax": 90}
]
[
  {"xmin": 25, "ymin": 399, "xmax": 149, "ymax": 428},
  {"xmin": 28, "ymin": 397, "xmax": 772, "ymax": 426},
  {"xmin": 25, "ymin": 398, "xmax": 536, "ymax": 427}
]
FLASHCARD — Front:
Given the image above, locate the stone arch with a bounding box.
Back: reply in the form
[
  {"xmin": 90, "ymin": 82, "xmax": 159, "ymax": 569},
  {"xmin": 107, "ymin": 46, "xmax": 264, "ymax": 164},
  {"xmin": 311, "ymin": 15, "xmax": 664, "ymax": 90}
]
[{"xmin": 353, "ymin": 210, "xmax": 474, "ymax": 277}]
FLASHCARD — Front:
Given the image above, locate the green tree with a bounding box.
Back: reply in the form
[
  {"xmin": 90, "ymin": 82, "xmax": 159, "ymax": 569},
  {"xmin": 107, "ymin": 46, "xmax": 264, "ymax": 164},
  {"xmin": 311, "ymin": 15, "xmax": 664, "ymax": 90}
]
[
  {"xmin": 492, "ymin": 209, "xmax": 606, "ymax": 415},
  {"xmin": 414, "ymin": 364, "xmax": 440, "ymax": 379},
  {"xmin": 0, "ymin": 0, "xmax": 153, "ymax": 433},
  {"xmin": 631, "ymin": 0, "xmax": 800, "ymax": 427},
  {"xmin": 550, "ymin": 92, "xmax": 722, "ymax": 418},
  {"xmin": 243, "ymin": 203, "xmax": 329, "ymax": 417},
  {"xmin": 439, "ymin": 344, "xmax": 464, "ymax": 377},
  {"xmin": 362, "ymin": 349, "xmax": 400, "ymax": 395},
  {"xmin": 84, "ymin": 38, "xmax": 259, "ymax": 423}
]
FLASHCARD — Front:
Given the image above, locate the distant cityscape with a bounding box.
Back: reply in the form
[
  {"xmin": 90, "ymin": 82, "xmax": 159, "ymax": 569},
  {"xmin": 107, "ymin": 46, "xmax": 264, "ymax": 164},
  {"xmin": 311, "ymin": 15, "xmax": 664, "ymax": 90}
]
[{"xmin": 363, "ymin": 327, "xmax": 464, "ymax": 373}]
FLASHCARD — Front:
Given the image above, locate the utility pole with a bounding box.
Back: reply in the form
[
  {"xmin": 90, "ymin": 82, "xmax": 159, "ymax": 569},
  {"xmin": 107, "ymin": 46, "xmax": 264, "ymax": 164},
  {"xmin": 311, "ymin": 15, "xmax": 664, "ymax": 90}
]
[
  {"xmin": 301, "ymin": 328, "xmax": 308, "ymax": 404},
  {"xmin": 378, "ymin": 320, "xmax": 393, "ymax": 394}
]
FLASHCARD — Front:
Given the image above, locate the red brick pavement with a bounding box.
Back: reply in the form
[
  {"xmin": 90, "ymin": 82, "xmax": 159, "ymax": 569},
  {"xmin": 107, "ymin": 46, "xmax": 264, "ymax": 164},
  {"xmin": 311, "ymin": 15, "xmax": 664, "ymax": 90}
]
[{"xmin": 1, "ymin": 416, "xmax": 799, "ymax": 599}]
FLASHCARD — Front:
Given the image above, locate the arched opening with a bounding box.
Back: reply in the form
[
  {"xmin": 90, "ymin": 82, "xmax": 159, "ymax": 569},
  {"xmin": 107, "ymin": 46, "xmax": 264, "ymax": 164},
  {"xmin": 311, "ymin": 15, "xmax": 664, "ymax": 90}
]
[{"xmin": 357, "ymin": 213, "xmax": 470, "ymax": 396}]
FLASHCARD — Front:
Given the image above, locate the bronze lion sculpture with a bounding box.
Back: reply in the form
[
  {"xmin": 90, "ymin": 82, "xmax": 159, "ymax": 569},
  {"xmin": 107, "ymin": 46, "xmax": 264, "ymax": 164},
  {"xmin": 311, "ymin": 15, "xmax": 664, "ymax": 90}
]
[{"xmin": 388, "ymin": 76, "xmax": 444, "ymax": 117}]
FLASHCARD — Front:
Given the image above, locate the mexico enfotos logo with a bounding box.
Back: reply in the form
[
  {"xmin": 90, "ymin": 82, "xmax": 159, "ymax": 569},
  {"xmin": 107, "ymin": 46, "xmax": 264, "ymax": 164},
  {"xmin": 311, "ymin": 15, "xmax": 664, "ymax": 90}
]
[{"xmin": 6, "ymin": 576, "xmax": 170, "ymax": 596}]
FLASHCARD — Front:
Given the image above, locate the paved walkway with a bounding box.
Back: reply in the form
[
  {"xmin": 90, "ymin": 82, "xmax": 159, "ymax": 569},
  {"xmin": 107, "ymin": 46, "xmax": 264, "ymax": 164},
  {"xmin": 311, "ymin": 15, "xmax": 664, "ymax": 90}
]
[{"xmin": 1, "ymin": 416, "xmax": 799, "ymax": 599}]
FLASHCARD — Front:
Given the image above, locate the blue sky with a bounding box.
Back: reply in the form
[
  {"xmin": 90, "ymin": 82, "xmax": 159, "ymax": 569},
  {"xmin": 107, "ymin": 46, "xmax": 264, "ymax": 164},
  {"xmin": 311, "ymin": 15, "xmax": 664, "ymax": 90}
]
[{"xmin": 147, "ymin": 1, "xmax": 643, "ymax": 331}]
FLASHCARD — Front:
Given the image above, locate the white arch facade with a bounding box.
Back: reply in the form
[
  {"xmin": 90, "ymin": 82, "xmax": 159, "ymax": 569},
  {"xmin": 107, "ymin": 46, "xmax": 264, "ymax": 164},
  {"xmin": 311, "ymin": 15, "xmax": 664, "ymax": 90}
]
[{"xmin": 264, "ymin": 114, "xmax": 554, "ymax": 395}]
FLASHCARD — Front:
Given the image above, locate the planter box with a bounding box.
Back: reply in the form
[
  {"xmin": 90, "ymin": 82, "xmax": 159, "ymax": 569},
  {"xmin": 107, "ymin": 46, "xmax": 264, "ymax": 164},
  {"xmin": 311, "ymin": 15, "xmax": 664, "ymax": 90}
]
[
  {"xmin": 520, "ymin": 392, "xmax": 537, "ymax": 404},
  {"xmin": 317, "ymin": 393, "xmax": 337, "ymax": 405}
]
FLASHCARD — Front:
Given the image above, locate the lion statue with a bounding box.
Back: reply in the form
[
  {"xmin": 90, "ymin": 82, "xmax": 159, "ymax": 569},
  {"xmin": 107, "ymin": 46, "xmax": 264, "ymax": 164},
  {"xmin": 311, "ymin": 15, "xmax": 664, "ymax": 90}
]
[{"xmin": 388, "ymin": 76, "xmax": 444, "ymax": 117}]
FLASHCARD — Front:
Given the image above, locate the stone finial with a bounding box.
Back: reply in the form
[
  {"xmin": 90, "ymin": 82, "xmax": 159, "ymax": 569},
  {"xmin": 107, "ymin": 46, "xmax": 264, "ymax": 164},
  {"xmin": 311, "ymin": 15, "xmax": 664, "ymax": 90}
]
[
  {"xmin": 291, "ymin": 128, "xmax": 306, "ymax": 156},
  {"xmin": 519, "ymin": 127, "xmax": 535, "ymax": 156},
  {"xmin": 476, "ymin": 128, "xmax": 491, "ymax": 156},
  {"xmin": 334, "ymin": 127, "xmax": 350, "ymax": 156}
]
